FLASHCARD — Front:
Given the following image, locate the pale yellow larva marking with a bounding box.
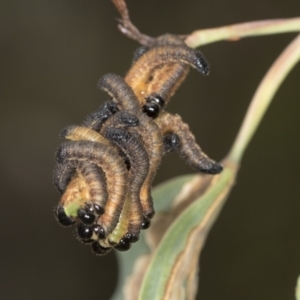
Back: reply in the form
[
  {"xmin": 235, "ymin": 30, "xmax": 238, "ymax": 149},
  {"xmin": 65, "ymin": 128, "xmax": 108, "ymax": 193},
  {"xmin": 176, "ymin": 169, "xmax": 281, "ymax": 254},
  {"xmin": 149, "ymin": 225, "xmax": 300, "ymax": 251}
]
[
  {"xmin": 65, "ymin": 126, "xmax": 111, "ymax": 146},
  {"xmin": 106, "ymin": 194, "xmax": 131, "ymax": 245},
  {"xmin": 60, "ymin": 174, "xmax": 90, "ymax": 217}
]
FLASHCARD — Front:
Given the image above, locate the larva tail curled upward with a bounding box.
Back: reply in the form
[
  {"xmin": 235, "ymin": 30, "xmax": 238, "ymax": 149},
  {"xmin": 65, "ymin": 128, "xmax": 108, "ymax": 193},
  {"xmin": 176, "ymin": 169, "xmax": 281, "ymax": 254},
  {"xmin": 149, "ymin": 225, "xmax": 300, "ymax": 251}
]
[{"xmin": 156, "ymin": 112, "xmax": 223, "ymax": 174}]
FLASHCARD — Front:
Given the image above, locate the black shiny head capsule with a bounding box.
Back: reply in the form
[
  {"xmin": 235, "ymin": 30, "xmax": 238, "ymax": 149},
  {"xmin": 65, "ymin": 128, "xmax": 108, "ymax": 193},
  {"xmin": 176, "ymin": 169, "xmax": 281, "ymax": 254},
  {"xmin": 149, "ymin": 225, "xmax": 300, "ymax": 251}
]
[
  {"xmin": 77, "ymin": 223, "xmax": 105, "ymax": 242},
  {"xmin": 55, "ymin": 206, "xmax": 75, "ymax": 227},
  {"xmin": 141, "ymin": 218, "xmax": 151, "ymax": 230},
  {"xmin": 93, "ymin": 224, "xmax": 106, "ymax": 239},
  {"xmin": 124, "ymin": 232, "xmax": 139, "ymax": 243},
  {"xmin": 145, "ymin": 210, "xmax": 155, "ymax": 219},
  {"xmin": 143, "ymin": 102, "xmax": 160, "ymax": 118},
  {"xmin": 143, "ymin": 95, "xmax": 165, "ymax": 118},
  {"xmin": 93, "ymin": 204, "xmax": 105, "ymax": 216},
  {"xmin": 146, "ymin": 94, "xmax": 165, "ymax": 107},
  {"xmin": 114, "ymin": 238, "xmax": 131, "ymax": 251},
  {"xmin": 77, "ymin": 223, "xmax": 93, "ymax": 241},
  {"xmin": 78, "ymin": 208, "xmax": 95, "ymax": 225},
  {"xmin": 91, "ymin": 242, "xmax": 111, "ymax": 256}
]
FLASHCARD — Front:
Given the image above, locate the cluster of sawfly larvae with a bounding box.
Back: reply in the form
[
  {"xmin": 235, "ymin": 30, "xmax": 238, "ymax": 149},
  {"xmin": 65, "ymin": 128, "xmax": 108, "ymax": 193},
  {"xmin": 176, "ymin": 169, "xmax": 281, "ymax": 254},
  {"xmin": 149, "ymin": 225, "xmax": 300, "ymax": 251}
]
[{"xmin": 53, "ymin": 34, "xmax": 223, "ymax": 256}]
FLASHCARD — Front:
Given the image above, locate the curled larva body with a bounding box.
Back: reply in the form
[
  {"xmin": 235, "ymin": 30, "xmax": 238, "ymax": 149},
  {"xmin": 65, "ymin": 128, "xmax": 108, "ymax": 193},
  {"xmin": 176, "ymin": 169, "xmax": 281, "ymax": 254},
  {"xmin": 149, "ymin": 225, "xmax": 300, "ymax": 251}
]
[
  {"xmin": 54, "ymin": 160, "xmax": 107, "ymax": 212},
  {"xmin": 56, "ymin": 140, "xmax": 129, "ymax": 235},
  {"xmin": 156, "ymin": 112, "xmax": 223, "ymax": 174},
  {"xmin": 125, "ymin": 34, "xmax": 209, "ymax": 108},
  {"xmin": 79, "ymin": 162, "xmax": 108, "ymax": 213}
]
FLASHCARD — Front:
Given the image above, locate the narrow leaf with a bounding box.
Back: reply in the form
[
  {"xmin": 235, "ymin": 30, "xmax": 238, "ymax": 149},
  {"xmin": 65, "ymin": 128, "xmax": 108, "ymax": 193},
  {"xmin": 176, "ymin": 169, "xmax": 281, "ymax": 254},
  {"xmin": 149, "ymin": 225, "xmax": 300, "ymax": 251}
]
[
  {"xmin": 296, "ymin": 276, "xmax": 300, "ymax": 300},
  {"xmin": 139, "ymin": 160, "xmax": 238, "ymax": 300},
  {"xmin": 110, "ymin": 175, "xmax": 195, "ymax": 300}
]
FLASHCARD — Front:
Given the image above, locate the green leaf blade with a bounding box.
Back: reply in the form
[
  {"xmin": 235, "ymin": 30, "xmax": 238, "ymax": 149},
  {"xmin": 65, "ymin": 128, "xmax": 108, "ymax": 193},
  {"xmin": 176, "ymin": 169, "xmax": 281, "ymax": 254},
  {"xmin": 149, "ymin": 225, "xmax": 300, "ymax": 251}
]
[
  {"xmin": 110, "ymin": 174, "xmax": 195, "ymax": 300},
  {"xmin": 139, "ymin": 164, "xmax": 237, "ymax": 300}
]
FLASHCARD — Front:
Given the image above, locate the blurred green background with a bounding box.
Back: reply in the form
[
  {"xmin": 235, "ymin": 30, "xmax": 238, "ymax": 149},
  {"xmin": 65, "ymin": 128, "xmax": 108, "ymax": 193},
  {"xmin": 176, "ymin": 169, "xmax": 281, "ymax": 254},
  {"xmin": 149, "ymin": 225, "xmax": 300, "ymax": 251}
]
[{"xmin": 1, "ymin": 0, "xmax": 300, "ymax": 299}]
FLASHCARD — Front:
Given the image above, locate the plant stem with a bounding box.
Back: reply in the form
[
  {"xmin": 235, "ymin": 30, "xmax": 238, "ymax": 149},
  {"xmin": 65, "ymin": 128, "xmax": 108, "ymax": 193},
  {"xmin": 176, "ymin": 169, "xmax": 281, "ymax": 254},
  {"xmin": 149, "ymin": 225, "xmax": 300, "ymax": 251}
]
[
  {"xmin": 228, "ymin": 34, "xmax": 300, "ymax": 164},
  {"xmin": 296, "ymin": 275, "xmax": 300, "ymax": 300},
  {"xmin": 185, "ymin": 17, "xmax": 300, "ymax": 48}
]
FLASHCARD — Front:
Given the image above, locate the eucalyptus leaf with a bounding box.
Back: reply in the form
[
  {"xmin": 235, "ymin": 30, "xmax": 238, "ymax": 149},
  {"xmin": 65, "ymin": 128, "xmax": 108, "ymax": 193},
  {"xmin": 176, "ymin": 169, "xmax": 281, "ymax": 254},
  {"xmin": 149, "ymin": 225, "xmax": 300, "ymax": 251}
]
[
  {"xmin": 110, "ymin": 174, "xmax": 195, "ymax": 300},
  {"xmin": 296, "ymin": 276, "xmax": 300, "ymax": 300},
  {"xmin": 139, "ymin": 161, "xmax": 238, "ymax": 300}
]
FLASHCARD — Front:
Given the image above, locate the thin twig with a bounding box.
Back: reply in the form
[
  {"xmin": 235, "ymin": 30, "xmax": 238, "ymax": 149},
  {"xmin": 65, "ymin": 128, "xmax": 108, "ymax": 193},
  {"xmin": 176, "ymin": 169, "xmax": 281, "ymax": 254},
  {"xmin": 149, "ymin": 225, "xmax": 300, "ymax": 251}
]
[
  {"xmin": 111, "ymin": 0, "xmax": 155, "ymax": 46},
  {"xmin": 228, "ymin": 33, "xmax": 300, "ymax": 164},
  {"xmin": 185, "ymin": 17, "xmax": 300, "ymax": 48}
]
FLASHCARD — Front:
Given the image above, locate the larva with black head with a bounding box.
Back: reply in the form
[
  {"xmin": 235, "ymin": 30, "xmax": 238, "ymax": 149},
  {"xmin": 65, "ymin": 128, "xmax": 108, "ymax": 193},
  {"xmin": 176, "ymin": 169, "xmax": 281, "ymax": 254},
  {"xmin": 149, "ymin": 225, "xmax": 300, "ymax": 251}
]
[
  {"xmin": 54, "ymin": 163, "xmax": 105, "ymax": 228},
  {"xmin": 54, "ymin": 159, "xmax": 108, "ymax": 221},
  {"xmin": 56, "ymin": 140, "xmax": 129, "ymax": 236},
  {"xmin": 76, "ymin": 223, "xmax": 105, "ymax": 244},
  {"xmin": 98, "ymin": 73, "xmax": 163, "ymax": 219},
  {"xmin": 125, "ymin": 34, "xmax": 209, "ymax": 111},
  {"xmin": 102, "ymin": 111, "xmax": 140, "ymax": 128},
  {"xmin": 104, "ymin": 127, "xmax": 149, "ymax": 237}
]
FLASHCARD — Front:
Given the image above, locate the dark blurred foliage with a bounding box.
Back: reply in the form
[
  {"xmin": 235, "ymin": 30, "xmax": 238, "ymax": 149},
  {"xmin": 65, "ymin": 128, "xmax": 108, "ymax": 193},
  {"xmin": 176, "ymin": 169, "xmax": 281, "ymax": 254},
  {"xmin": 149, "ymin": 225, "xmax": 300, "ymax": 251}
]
[{"xmin": 0, "ymin": 0, "xmax": 300, "ymax": 299}]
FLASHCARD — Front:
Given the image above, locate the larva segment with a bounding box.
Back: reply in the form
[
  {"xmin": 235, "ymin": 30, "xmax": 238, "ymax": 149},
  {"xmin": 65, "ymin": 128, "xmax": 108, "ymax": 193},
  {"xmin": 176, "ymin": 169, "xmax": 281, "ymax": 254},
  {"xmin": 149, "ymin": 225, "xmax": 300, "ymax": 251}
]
[
  {"xmin": 53, "ymin": 159, "xmax": 77, "ymax": 194},
  {"xmin": 79, "ymin": 162, "xmax": 108, "ymax": 215},
  {"xmin": 82, "ymin": 100, "xmax": 118, "ymax": 132},
  {"xmin": 98, "ymin": 73, "xmax": 141, "ymax": 111},
  {"xmin": 156, "ymin": 112, "xmax": 223, "ymax": 174},
  {"xmin": 132, "ymin": 46, "xmax": 150, "ymax": 64},
  {"xmin": 145, "ymin": 63, "xmax": 189, "ymax": 107},
  {"xmin": 55, "ymin": 169, "xmax": 106, "ymax": 228},
  {"xmin": 102, "ymin": 111, "xmax": 140, "ymax": 128}
]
